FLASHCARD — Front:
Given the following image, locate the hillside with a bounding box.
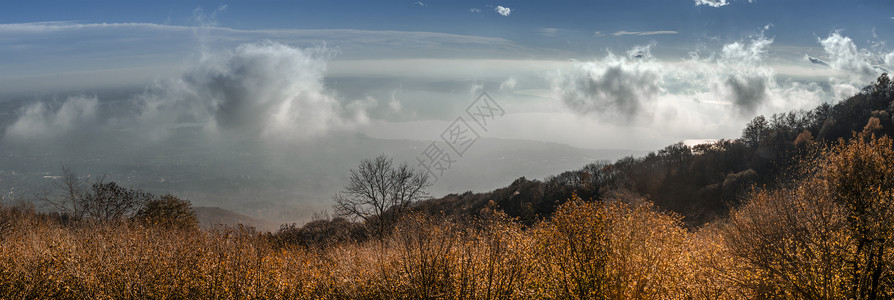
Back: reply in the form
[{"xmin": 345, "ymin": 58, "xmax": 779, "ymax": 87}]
[
  {"xmin": 193, "ymin": 206, "xmax": 280, "ymax": 232},
  {"xmin": 415, "ymin": 74, "xmax": 894, "ymax": 226}
]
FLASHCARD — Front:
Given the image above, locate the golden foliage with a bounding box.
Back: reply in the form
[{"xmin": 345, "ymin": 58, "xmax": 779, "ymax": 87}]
[
  {"xmin": 723, "ymin": 133, "xmax": 894, "ymax": 298},
  {"xmin": 0, "ymin": 196, "xmax": 727, "ymax": 299},
  {"xmin": 7, "ymin": 134, "xmax": 894, "ymax": 299}
]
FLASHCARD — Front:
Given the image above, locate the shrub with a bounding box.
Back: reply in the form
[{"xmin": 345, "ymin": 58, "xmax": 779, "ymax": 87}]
[
  {"xmin": 723, "ymin": 133, "xmax": 894, "ymax": 298},
  {"xmin": 273, "ymin": 217, "xmax": 366, "ymax": 248},
  {"xmin": 532, "ymin": 192, "xmax": 702, "ymax": 299},
  {"xmin": 133, "ymin": 195, "xmax": 199, "ymax": 230}
]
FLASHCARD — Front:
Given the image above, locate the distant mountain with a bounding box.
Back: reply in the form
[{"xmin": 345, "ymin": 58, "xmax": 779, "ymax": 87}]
[{"xmin": 193, "ymin": 206, "xmax": 280, "ymax": 232}]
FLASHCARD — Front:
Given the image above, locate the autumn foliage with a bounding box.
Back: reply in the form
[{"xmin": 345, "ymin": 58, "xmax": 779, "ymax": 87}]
[
  {"xmin": 723, "ymin": 133, "xmax": 894, "ymax": 298},
  {"xmin": 4, "ymin": 122, "xmax": 894, "ymax": 297}
]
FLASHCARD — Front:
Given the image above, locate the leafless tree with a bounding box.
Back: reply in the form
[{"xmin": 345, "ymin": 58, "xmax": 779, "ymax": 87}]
[
  {"xmin": 41, "ymin": 166, "xmax": 89, "ymax": 220},
  {"xmin": 41, "ymin": 166, "xmax": 153, "ymax": 223},
  {"xmin": 333, "ymin": 154, "xmax": 433, "ymax": 236}
]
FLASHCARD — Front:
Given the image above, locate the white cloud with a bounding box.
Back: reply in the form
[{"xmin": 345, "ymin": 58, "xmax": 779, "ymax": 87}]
[
  {"xmin": 832, "ymin": 83, "xmax": 861, "ymax": 101},
  {"xmin": 719, "ymin": 35, "xmax": 772, "ymax": 65},
  {"xmin": 469, "ymin": 8, "xmax": 481, "ymax": 13},
  {"xmin": 612, "ymin": 30, "xmax": 678, "ymax": 36},
  {"xmin": 388, "ymin": 89, "xmax": 403, "ymax": 112},
  {"xmin": 819, "ymin": 32, "xmax": 879, "ymax": 83},
  {"xmin": 5, "ymin": 42, "xmax": 369, "ymax": 143},
  {"xmin": 495, "ymin": 6, "xmax": 511, "ymax": 16},
  {"xmin": 692, "ymin": 34, "xmax": 777, "ymax": 115},
  {"xmin": 550, "ymin": 33, "xmax": 826, "ymax": 126},
  {"xmin": 135, "ymin": 42, "xmax": 366, "ymax": 140},
  {"xmin": 500, "ymin": 77, "xmax": 518, "ymax": 91},
  {"xmin": 0, "ymin": 21, "xmax": 188, "ymax": 33},
  {"xmin": 469, "ymin": 81, "xmax": 485, "ymax": 95},
  {"xmin": 5, "ymin": 95, "xmax": 99, "ymax": 139},
  {"xmin": 414, "ymin": 1, "xmax": 425, "ymax": 7},
  {"xmin": 694, "ymin": 0, "xmax": 730, "ymax": 7}
]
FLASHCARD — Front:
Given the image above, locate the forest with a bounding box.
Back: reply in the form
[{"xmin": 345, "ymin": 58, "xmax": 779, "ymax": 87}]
[{"xmin": 2, "ymin": 74, "xmax": 894, "ymax": 299}]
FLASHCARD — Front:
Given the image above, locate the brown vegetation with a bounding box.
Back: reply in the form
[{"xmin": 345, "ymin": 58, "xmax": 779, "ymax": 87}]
[{"xmin": 2, "ymin": 193, "xmax": 732, "ymax": 299}]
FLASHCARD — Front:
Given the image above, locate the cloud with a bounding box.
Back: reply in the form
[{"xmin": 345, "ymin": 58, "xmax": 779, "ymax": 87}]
[
  {"xmin": 500, "ymin": 77, "xmax": 518, "ymax": 91},
  {"xmin": 819, "ymin": 32, "xmax": 880, "ymax": 82},
  {"xmin": 551, "ymin": 46, "xmax": 663, "ymax": 122},
  {"xmin": 0, "ymin": 21, "xmax": 189, "ymax": 33},
  {"xmin": 0, "ymin": 21, "xmax": 536, "ymax": 94},
  {"xmin": 469, "ymin": 8, "xmax": 481, "ymax": 13},
  {"xmin": 832, "ymin": 83, "xmax": 861, "ymax": 101},
  {"xmin": 191, "ymin": 4, "xmax": 228, "ymax": 27},
  {"xmin": 694, "ymin": 0, "xmax": 730, "ymax": 7},
  {"xmin": 5, "ymin": 95, "xmax": 99, "ymax": 140},
  {"xmin": 5, "ymin": 42, "xmax": 368, "ymax": 143},
  {"xmin": 388, "ymin": 89, "xmax": 403, "ymax": 112},
  {"xmin": 551, "ymin": 33, "xmax": 816, "ymax": 122},
  {"xmin": 538, "ymin": 28, "xmax": 560, "ymax": 37},
  {"xmin": 414, "ymin": 1, "xmax": 425, "ymax": 7},
  {"xmin": 136, "ymin": 42, "xmax": 365, "ymax": 140},
  {"xmin": 724, "ymin": 74, "xmax": 768, "ymax": 113},
  {"xmin": 719, "ymin": 35, "xmax": 772, "ymax": 65},
  {"xmin": 704, "ymin": 34, "xmax": 775, "ymax": 114},
  {"xmin": 612, "ymin": 30, "xmax": 678, "ymax": 36},
  {"xmin": 495, "ymin": 6, "xmax": 511, "ymax": 16}
]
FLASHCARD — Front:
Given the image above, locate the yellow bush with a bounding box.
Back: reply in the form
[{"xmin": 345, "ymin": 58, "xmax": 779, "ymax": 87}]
[{"xmin": 723, "ymin": 133, "xmax": 894, "ymax": 298}]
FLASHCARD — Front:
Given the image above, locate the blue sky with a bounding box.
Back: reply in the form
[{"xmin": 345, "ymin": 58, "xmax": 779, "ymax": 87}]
[{"xmin": 4, "ymin": 1, "xmax": 889, "ymax": 44}]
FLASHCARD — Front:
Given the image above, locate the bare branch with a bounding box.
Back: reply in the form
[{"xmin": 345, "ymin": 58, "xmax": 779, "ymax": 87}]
[{"xmin": 332, "ymin": 154, "xmax": 433, "ymax": 236}]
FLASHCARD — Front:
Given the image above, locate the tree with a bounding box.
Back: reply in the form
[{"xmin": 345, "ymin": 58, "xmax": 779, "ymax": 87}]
[
  {"xmin": 42, "ymin": 167, "xmax": 153, "ymax": 223},
  {"xmin": 742, "ymin": 115, "xmax": 768, "ymax": 147},
  {"xmin": 333, "ymin": 154, "xmax": 433, "ymax": 236},
  {"xmin": 133, "ymin": 195, "xmax": 198, "ymax": 230},
  {"xmin": 723, "ymin": 133, "xmax": 894, "ymax": 298},
  {"xmin": 821, "ymin": 133, "xmax": 894, "ymax": 298}
]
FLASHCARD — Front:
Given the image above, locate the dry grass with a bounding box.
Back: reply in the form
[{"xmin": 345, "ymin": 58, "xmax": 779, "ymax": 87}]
[{"xmin": 0, "ymin": 196, "xmax": 742, "ymax": 299}]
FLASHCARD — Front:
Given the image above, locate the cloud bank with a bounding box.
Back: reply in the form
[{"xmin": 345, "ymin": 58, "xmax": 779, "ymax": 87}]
[
  {"xmin": 550, "ymin": 30, "xmax": 894, "ymax": 140},
  {"xmin": 551, "ymin": 33, "xmax": 825, "ymax": 126},
  {"xmin": 5, "ymin": 42, "xmax": 367, "ymax": 143},
  {"xmin": 5, "ymin": 95, "xmax": 99, "ymax": 140}
]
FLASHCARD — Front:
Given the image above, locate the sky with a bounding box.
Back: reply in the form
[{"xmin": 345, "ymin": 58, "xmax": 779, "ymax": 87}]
[{"xmin": 1, "ymin": 0, "xmax": 893, "ymax": 222}]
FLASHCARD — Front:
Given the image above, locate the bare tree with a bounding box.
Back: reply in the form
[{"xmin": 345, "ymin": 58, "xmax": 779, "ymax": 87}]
[
  {"xmin": 333, "ymin": 154, "xmax": 433, "ymax": 236},
  {"xmin": 41, "ymin": 166, "xmax": 153, "ymax": 223},
  {"xmin": 42, "ymin": 166, "xmax": 89, "ymax": 220}
]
